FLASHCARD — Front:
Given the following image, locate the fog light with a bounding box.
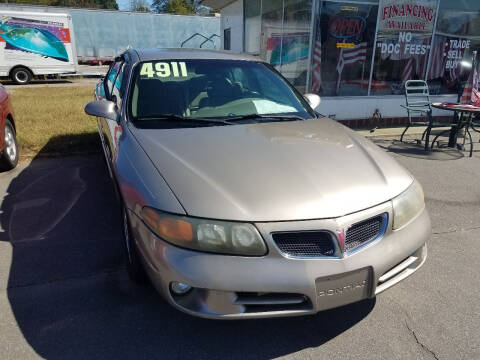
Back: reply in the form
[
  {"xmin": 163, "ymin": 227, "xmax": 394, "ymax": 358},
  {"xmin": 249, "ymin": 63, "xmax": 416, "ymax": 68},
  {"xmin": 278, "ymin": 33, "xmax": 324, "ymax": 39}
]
[{"xmin": 170, "ymin": 281, "xmax": 192, "ymax": 295}]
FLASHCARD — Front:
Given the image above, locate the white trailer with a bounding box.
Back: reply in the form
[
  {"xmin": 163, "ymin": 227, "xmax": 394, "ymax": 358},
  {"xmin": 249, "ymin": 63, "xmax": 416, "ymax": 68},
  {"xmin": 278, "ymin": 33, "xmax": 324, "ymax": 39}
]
[{"xmin": 0, "ymin": 10, "xmax": 77, "ymax": 84}]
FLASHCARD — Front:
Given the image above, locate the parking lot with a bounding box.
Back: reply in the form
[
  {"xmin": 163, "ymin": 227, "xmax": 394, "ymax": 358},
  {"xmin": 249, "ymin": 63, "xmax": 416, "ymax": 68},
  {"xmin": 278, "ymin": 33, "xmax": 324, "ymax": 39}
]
[{"xmin": 0, "ymin": 136, "xmax": 479, "ymax": 359}]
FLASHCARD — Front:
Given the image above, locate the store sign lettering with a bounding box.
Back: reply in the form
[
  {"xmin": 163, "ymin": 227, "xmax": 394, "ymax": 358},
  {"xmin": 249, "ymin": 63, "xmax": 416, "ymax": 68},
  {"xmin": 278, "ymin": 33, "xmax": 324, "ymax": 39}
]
[
  {"xmin": 446, "ymin": 39, "xmax": 470, "ymax": 70},
  {"xmin": 382, "ymin": 4, "xmax": 434, "ymax": 22},
  {"xmin": 329, "ymin": 16, "xmax": 366, "ymax": 39},
  {"xmin": 380, "ymin": 0, "xmax": 437, "ymax": 32},
  {"xmin": 377, "ymin": 32, "xmax": 430, "ymax": 55}
]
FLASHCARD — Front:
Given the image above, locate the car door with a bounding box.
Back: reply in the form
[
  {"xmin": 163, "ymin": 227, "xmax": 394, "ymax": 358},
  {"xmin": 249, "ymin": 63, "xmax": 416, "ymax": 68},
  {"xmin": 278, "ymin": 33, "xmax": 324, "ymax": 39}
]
[
  {"xmin": 98, "ymin": 57, "xmax": 126, "ymax": 176},
  {"xmin": 0, "ymin": 84, "xmax": 7, "ymax": 153}
]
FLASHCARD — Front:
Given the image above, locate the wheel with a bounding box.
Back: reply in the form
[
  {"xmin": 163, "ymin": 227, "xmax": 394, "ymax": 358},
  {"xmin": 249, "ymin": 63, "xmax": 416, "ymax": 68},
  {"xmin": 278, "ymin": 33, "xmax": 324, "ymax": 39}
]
[
  {"xmin": 121, "ymin": 205, "xmax": 148, "ymax": 284},
  {"xmin": 1, "ymin": 120, "xmax": 19, "ymax": 170},
  {"xmin": 11, "ymin": 67, "xmax": 32, "ymax": 85}
]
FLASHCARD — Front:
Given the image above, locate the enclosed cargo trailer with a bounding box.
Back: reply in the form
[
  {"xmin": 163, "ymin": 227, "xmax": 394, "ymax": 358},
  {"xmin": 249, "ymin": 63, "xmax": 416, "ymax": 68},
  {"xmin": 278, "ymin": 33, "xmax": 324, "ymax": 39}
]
[{"xmin": 0, "ymin": 10, "xmax": 77, "ymax": 84}]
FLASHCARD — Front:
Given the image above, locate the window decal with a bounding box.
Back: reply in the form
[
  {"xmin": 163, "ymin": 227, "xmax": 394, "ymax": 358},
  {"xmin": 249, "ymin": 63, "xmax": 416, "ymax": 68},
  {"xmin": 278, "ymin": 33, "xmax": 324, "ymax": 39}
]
[{"xmin": 140, "ymin": 62, "xmax": 188, "ymax": 78}]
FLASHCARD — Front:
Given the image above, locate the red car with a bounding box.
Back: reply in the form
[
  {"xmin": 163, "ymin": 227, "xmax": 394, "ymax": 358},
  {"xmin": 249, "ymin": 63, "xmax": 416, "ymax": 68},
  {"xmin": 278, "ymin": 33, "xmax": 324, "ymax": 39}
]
[{"xmin": 0, "ymin": 83, "xmax": 18, "ymax": 170}]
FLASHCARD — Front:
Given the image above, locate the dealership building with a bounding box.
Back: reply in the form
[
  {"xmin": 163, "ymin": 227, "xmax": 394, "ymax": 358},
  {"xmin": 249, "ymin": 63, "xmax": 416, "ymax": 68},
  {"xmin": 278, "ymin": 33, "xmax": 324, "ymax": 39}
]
[{"xmin": 203, "ymin": 0, "xmax": 479, "ymax": 124}]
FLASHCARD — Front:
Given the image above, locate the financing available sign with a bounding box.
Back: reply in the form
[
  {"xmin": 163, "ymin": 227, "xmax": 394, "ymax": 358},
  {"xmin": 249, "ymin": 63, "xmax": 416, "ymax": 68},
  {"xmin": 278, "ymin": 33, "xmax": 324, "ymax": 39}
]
[{"xmin": 380, "ymin": 0, "xmax": 437, "ymax": 33}]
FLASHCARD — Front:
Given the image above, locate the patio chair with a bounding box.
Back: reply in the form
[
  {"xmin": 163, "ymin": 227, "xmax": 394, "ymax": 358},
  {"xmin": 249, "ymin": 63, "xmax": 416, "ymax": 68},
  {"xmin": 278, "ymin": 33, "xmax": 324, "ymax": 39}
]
[{"xmin": 400, "ymin": 80, "xmax": 440, "ymax": 151}]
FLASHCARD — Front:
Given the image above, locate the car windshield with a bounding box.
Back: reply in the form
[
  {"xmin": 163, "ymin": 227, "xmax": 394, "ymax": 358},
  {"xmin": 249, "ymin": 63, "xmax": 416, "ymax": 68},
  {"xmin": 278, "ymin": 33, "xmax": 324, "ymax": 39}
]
[{"xmin": 129, "ymin": 59, "xmax": 314, "ymax": 127}]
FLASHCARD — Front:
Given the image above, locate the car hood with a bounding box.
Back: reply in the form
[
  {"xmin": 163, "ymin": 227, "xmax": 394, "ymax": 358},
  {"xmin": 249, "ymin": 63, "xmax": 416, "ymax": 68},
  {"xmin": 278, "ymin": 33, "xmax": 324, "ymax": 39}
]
[{"xmin": 130, "ymin": 118, "xmax": 413, "ymax": 222}]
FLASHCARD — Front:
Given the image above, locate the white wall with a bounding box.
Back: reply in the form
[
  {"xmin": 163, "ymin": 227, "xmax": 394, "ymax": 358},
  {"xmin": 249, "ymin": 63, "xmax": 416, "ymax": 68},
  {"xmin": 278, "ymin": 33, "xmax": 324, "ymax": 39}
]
[
  {"xmin": 317, "ymin": 94, "xmax": 458, "ymax": 120},
  {"xmin": 220, "ymin": 0, "xmax": 244, "ymax": 52}
]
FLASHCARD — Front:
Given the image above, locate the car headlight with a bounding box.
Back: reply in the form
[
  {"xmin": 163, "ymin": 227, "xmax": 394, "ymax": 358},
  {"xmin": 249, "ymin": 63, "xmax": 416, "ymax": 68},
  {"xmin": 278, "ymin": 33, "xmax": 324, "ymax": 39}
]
[
  {"xmin": 392, "ymin": 180, "xmax": 425, "ymax": 230},
  {"xmin": 141, "ymin": 207, "xmax": 267, "ymax": 256}
]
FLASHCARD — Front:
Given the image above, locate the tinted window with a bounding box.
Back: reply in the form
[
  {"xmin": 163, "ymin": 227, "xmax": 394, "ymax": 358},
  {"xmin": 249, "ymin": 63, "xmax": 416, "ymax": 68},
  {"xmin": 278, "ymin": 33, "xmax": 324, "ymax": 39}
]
[{"xmin": 106, "ymin": 61, "xmax": 123, "ymax": 99}]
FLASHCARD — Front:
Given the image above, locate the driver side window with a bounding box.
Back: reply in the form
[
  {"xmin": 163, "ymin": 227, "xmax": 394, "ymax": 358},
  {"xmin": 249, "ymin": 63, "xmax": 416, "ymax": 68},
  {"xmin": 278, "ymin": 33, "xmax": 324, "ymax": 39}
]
[{"xmin": 105, "ymin": 61, "xmax": 123, "ymax": 99}]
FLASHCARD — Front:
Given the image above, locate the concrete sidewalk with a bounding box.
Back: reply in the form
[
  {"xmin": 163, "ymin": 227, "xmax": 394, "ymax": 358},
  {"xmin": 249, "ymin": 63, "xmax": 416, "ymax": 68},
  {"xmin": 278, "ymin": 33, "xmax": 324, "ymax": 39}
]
[{"xmin": 356, "ymin": 125, "xmax": 451, "ymax": 138}]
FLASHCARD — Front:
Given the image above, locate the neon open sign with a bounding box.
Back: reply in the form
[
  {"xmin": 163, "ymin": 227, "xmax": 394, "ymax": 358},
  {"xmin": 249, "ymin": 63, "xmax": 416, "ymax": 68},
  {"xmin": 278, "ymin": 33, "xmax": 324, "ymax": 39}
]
[{"xmin": 329, "ymin": 16, "xmax": 366, "ymax": 39}]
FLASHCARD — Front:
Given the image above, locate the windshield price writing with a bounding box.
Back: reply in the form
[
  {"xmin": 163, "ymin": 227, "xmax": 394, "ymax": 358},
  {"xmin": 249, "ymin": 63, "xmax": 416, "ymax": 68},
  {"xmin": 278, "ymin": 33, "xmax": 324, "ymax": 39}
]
[{"xmin": 140, "ymin": 62, "xmax": 188, "ymax": 78}]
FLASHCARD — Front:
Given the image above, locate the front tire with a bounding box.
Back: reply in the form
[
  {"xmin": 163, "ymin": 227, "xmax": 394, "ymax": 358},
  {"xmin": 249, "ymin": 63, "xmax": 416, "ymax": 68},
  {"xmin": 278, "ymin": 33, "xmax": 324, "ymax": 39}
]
[
  {"xmin": 122, "ymin": 205, "xmax": 148, "ymax": 284},
  {"xmin": 11, "ymin": 67, "xmax": 32, "ymax": 85},
  {"xmin": 1, "ymin": 120, "xmax": 19, "ymax": 170}
]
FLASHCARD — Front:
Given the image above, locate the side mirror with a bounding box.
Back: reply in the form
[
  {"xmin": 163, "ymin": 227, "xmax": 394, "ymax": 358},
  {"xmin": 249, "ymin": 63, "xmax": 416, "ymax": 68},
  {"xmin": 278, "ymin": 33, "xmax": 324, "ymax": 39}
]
[
  {"xmin": 304, "ymin": 93, "xmax": 321, "ymax": 109},
  {"xmin": 85, "ymin": 100, "xmax": 118, "ymax": 121}
]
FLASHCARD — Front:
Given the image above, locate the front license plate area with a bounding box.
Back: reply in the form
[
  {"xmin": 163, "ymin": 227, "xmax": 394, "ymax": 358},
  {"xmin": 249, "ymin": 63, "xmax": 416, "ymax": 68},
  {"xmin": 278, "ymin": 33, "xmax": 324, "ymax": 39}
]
[{"xmin": 315, "ymin": 267, "xmax": 372, "ymax": 311}]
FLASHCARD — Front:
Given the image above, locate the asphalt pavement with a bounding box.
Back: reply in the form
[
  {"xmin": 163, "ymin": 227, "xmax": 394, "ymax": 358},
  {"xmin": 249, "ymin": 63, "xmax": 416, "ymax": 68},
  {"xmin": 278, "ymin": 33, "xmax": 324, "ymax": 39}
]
[{"xmin": 0, "ymin": 135, "xmax": 479, "ymax": 359}]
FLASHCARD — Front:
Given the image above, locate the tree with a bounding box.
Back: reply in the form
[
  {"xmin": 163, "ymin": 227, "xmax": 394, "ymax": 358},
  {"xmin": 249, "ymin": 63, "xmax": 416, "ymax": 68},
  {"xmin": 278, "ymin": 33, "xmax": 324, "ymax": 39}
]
[
  {"xmin": 130, "ymin": 0, "xmax": 150, "ymax": 12},
  {"xmin": 98, "ymin": 0, "xmax": 118, "ymax": 9},
  {"xmin": 151, "ymin": 0, "xmax": 209, "ymax": 15},
  {"xmin": 166, "ymin": 0, "xmax": 194, "ymax": 14},
  {"xmin": 133, "ymin": 5, "xmax": 150, "ymax": 12},
  {"xmin": 151, "ymin": 0, "xmax": 170, "ymax": 13}
]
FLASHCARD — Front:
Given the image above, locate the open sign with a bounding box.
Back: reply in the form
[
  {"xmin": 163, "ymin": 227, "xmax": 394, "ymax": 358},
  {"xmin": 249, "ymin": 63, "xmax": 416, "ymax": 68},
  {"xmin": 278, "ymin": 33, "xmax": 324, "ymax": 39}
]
[{"xmin": 329, "ymin": 16, "xmax": 366, "ymax": 39}]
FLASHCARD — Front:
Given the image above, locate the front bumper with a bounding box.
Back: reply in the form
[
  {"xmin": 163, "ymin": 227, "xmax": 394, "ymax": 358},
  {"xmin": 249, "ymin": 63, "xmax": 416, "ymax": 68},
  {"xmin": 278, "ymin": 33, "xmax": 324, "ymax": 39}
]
[{"xmin": 128, "ymin": 202, "xmax": 430, "ymax": 319}]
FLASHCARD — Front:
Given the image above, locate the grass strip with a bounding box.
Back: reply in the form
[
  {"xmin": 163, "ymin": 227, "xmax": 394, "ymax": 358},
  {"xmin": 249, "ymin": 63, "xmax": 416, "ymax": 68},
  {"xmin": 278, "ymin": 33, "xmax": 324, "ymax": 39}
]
[{"xmin": 9, "ymin": 85, "xmax": 100, "ymax": 158}]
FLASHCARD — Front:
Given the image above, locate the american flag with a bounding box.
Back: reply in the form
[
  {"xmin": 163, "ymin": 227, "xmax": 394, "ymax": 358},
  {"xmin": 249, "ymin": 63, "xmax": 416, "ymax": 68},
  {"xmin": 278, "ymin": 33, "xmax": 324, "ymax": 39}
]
[
  {"xmin": 311, "ymin": 34, "xmax": 322, "ymax": 93},
  {"xmin": 415, "ymin": 53, "xmax": 429, "ymax": 79},
  {"xmin": 460, "ymin": 51, "xmax": 479, "ymax": 104},
  {"xmin": 401, "ymin": 57, "xmax": 416, "ymax": 85},
  {"xmin": 414, "ymin": 38, "xmax": 433, "ymax": 78},
  {"xmin": 449, "ymin": 64, "xmax": 462, "ymax": 81},
  {"xmin": 426, "ymin": 39, "xmax": 446, "ymax": 80},
  {"xmin": 336, "ymin": 42, "xmax": 367, "ymax": 75}
]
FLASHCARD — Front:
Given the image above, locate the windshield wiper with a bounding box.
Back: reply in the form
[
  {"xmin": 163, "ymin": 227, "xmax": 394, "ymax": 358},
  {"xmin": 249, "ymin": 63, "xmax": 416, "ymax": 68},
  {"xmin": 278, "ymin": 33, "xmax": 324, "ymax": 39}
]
[
  {"xmin": 136, "ymin": 114, "xmax": 231, "ymax": 125},
  {"xmin": 220, "ymin": 114, "xmax": 307, "ymax": 122}
]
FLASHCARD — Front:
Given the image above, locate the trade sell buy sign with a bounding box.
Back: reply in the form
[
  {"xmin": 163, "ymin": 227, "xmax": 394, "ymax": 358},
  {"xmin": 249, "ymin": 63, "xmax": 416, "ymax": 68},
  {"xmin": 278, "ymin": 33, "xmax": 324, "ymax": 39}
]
[{"xmin": 380, "ymin": 0, "xmax": 437, "ymax": 33}]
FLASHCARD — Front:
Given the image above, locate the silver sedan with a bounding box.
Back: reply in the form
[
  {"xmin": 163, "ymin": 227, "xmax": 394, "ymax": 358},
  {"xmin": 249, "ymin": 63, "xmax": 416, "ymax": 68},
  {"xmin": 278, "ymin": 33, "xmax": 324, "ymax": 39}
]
[{"xmin": 85, "ymin": 48, "xmax": 429, "ymax": 319}]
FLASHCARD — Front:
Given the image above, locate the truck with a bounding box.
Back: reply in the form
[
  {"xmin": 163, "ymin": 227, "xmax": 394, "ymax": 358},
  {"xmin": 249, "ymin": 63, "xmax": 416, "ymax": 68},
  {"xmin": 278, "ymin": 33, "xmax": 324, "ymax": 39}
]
[{"xmin": 0, "ymin": 10, "xmax": 77, "ymax": 84}]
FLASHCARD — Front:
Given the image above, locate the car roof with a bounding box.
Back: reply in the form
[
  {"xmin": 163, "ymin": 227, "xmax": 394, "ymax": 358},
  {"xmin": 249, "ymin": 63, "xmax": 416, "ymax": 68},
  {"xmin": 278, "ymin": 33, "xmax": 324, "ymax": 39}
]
[{"xmin": 132, "ymin": 48, "xmax": 264, "ymax": 63}]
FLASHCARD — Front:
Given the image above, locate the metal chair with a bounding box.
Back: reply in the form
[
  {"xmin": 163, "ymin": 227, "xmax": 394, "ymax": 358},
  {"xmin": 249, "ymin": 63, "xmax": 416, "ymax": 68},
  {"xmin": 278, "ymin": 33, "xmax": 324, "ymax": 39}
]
[{"xmin": 400, "ymin": 80, "xmax": 437, "ymax": 151}]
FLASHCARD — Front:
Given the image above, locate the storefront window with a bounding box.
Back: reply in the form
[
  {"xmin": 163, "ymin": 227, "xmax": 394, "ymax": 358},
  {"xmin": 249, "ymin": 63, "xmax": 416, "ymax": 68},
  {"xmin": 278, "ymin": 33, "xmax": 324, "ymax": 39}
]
[
  {"xmin": 280, "ymin": 0, "xmax": 312, "ymax": 92},
  {"xmin": 246, "ymin": 0, "xmax": 480, "ymax": 98},
  {"xmin": 261, "ymin": 0, "xmax": 284, "ymax": 66},
  {"xmin": 370, "ymin": 0, "xmax": 438, "ymax": 95},
  {"xmin": 245, "ymin": 0, "xmax": 261, "ymax": 54},
  {"xmin": 258, "ymin": 0, "xmax": 312, "ymax": 91},
  {"xmin": 311, "ymin": 0, "xmax": 379, "ymax": 96},
  {"xmin": 427, "ymin": 0, "xmax": 480, "ymax": 95}
]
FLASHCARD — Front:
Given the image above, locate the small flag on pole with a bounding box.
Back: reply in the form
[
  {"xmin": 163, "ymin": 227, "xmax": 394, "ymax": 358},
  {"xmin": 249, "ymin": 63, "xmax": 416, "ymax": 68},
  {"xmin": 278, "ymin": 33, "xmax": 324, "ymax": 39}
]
[
  {"xmin": 311, "ymin": 28, "xmax": 322, "ymax": 93},
  {"xmin": 460, "ymin": 51, "xmax": 480, "ymax": 105}
]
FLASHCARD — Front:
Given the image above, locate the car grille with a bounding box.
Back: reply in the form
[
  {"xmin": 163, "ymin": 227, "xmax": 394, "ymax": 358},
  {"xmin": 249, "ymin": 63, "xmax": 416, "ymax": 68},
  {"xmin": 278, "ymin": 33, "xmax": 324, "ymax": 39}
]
[
  {"xmin": 345, "ymin": 214, "xmax": 387, "ymax": 252},
  {"xmin": 234, "ymin": 292, "xmax": 312, "ymax": 313},
  {"xmin": 272, "ymin": 231, "xmax": 336, "ymax": 257}
]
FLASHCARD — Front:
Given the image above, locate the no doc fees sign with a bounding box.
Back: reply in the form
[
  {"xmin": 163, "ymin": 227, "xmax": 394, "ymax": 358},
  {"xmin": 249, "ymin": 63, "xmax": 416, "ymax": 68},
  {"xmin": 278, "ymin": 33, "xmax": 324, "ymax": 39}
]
[{"xmin": 379, "ymin": 42, "xmax": 430, "ymax": 55}]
